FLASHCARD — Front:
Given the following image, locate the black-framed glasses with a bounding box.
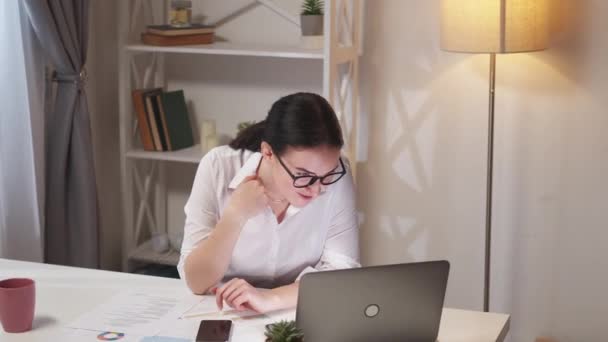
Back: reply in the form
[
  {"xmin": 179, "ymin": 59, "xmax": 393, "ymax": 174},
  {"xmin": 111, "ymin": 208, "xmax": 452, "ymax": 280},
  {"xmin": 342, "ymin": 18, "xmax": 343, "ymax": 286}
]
[{"xmin": 276, "ymin": 155, "xmax": 346, "ymax": 188}]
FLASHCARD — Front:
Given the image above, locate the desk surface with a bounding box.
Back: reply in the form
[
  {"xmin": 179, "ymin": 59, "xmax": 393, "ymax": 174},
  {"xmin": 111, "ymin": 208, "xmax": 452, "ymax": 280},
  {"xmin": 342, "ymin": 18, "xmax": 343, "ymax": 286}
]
[{"xmin": 0, "ymin": 259, "xmax": 509, "ymax": 341}]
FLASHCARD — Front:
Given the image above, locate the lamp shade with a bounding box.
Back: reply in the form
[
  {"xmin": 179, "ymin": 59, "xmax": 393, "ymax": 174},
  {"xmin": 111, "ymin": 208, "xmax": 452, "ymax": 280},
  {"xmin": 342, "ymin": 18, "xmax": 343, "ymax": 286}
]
[{"xmin": 440, "ymin": 0, "xmax": 549, "ymax": 53}]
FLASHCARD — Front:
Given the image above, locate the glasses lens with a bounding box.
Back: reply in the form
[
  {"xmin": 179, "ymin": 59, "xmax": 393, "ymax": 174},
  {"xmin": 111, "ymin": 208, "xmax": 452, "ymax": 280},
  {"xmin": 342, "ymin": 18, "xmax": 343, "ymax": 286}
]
[
  {"xmin": 320, "ymin": 172, "xmax": 345, "ymax": 185},
  {"xmin": 294, "ymin": 176, "xmax": 315, "ymax": 188}
]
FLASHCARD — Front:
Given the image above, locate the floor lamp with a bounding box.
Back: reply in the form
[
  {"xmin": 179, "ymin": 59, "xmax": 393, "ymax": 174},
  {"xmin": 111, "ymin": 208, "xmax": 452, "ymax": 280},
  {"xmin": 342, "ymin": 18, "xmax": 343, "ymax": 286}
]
[{"xmin": 439, "ymin": 0, "xmax": 549, "ymax": 312}]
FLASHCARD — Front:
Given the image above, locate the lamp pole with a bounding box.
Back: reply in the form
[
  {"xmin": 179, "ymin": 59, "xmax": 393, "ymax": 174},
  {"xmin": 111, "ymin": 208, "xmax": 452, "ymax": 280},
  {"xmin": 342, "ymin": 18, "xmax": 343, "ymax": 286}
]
[{"xmin": 484, "ymin": 53, "xmax": 497, "ymax": 313}]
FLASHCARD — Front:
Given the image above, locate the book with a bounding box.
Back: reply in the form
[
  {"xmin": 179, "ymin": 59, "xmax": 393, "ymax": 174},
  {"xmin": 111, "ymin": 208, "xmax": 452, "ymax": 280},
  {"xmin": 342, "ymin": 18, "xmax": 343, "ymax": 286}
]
[
  {"xmin": 149, "ymin": 92, "xmax": 169, "ymax": 151},
  {"xmin": 131, "ymin": 88, "xmax": 156, "ymax": 151},
  {"xmin": 159, "ymin": 90, "xmax": 194, "ymax": 151},
  {"xmin": 141, "ymin": 32, "xmax": 214, "ymax": 46},
  {"xmin": 143, "ymin": 89, "xmax": 164, "ymax": 151},
  {"xmin": 147, "ymin": 24, "xmax": 215, "ymax": 36},
  {"xmin": 156, "ymin": 93, "xmax": 172, "ymax": 151}
]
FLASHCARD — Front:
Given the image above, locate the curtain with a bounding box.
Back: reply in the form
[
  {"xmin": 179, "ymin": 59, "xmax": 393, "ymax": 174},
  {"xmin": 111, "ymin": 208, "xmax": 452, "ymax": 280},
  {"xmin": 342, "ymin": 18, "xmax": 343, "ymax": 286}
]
[
  {"xmin": 22, "ymin": 0, "xmax": 99, "ymax": 268},
  {"xmin": 0, "ymin": 0, "xmax": 46, "ymax": 262}
]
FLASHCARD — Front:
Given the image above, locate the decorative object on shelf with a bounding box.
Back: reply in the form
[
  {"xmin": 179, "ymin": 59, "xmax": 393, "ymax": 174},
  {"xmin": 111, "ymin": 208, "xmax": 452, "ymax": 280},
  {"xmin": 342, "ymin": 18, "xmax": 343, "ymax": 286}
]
[
  {"xmin": 300, "ymin": 0, "xmax": 324, "ymax": 50},
  {"xmin": 150, "ymin": 233, "xmax": 170, "ymax": 253},
  {"xmin": 301, "ymin": 0, "xmax": 323, "ymax": 35},
  {"xmin": 142, "ymin": 21, "xmax": 216, "ymax": 47},
  {"xmin": 237, "ymin": 120, "xmax": 257, "ymax": 132},
  {"xmin": 147, "ymin": 24, "xmax": 215, "ymax": 36},
  {"xmin": 204, "ymin": 135, "xmax": 219, "ymax": 152},
  {"xmin": 169, "ymin": 0, "xmax": 192, "ymax": 28},
  {"xmin": 440, "ymin": 0, "xmax": 550, "ymax": 312},
  {"xmin": 141, "ymin": 32, "xmax": 214, "ymax": 46},
  {"xmin": 129, "ymin": 239, "xmax": 180, "ymax": 266},
  {"xmin": 264, "ymin": 320, "xmax": 304, "ymax": 342},
  {"xmin": 200, "ymin": 119, "xmax": 218, "ymax": 152},
  {"xmin": 169, "ymin": 232, "xmax": 184, "ymax": 251}
]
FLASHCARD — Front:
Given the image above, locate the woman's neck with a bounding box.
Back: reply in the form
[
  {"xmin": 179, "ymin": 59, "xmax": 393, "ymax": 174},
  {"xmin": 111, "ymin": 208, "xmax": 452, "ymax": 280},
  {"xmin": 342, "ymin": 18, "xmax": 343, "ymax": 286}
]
[
  {"xmin": 257, "ymin": 156, "xmax": 286, "ymax": 204},
  {"xmin": 257, "ymin": 156, "xmax": 289, "ymax": 223}
]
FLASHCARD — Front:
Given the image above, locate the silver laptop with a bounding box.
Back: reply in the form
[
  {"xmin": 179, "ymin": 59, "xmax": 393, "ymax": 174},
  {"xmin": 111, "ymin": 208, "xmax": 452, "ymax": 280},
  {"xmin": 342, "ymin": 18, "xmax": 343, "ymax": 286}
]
[{"xmin": 296, "ymin": 261, "xmax": 450, "ymax": 342}]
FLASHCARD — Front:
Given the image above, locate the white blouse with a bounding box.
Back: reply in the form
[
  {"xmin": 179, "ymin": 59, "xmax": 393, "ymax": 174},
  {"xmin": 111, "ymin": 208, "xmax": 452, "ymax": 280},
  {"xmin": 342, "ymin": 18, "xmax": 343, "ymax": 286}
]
[{"xmin": 178, "ymin": 145, "xmax": 360, "ymax": 288}]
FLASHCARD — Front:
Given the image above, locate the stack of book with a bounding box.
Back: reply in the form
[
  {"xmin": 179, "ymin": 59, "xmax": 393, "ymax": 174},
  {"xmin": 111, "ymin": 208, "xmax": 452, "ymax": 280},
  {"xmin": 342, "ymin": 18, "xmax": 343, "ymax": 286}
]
[
  {"xmin": 131, "ymin": 88, "xmax": 194, "ymax": 151},
  {"xmin": 141, "ymin": 24, "xmax": 215, "ymax": 46}
]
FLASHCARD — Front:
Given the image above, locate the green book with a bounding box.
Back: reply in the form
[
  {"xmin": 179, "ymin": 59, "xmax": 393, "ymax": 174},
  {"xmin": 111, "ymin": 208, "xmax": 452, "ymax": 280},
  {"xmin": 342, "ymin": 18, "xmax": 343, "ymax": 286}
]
[{"xmin": 159, "ymin": 90, "xmax": 194, "ymax": 151}]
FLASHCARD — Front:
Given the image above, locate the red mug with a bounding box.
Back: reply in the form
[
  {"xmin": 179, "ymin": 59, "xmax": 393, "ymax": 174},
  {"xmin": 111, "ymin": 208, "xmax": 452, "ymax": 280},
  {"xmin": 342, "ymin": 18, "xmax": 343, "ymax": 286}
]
[{"xmin": 0, "ymin": 278, "xmax": 35, "ymax": 333}]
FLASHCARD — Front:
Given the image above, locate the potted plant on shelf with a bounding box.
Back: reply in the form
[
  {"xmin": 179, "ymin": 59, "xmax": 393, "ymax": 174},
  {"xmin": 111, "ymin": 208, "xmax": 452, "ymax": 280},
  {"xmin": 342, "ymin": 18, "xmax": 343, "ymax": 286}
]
[
  {"xmin": 265, "ymin": 320, "xmax": 304, "ymax": 342},
  {"xmin": 237, "ymin": 120, "xmax": 257, "ymax": 133},
  {"xmin": 300, "ymin": 0, "xmax": 324, "ymax": 36}
]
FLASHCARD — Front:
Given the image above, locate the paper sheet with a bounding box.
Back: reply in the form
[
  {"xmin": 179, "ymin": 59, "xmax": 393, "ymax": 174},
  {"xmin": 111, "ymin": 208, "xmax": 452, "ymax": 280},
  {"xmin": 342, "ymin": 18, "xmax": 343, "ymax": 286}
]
[
  {"xmin": 65, "ymin": 291, "xmax": 296, "ymax": 341},
  {"xmin": 67, "ymin": 291, "xmax": 198, "ymax": 336},
  {"xmin": 157, "ymin": 296, "xmax": 296, "ymax": 339},
  {"xmin": 179, "ymin": 296, "xmax": 269, "ymax": 322},
  {"xmin": 57, "ymin": 328, "xmax": 191, "ymax": 342}
]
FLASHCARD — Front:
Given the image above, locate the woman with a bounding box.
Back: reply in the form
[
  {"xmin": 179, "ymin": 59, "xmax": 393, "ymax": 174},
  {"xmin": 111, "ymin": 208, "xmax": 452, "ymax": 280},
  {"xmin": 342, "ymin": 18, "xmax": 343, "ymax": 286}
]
[{"xmin": 178, "ymin": 92, "xmax": 359, "ymax": 314}]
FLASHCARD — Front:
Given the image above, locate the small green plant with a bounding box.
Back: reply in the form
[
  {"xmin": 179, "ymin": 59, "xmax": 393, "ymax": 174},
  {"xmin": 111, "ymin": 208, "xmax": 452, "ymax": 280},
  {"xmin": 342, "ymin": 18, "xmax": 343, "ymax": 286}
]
[
  {"xmin": 301, "ymin": 0, "xmax": 324, "ymax": 15},
  {"xmin": 264, "ymin": 320, "xmax": 304, "ymax": 342},
  {"xmin": 237, "ymin": 120, "xmax": 256, "ymax": 132}
]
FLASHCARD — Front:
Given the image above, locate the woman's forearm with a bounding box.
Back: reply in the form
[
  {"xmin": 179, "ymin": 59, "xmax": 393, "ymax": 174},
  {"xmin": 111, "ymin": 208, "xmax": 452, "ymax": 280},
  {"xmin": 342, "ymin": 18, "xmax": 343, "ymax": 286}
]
[
  {"xmin": 269, "ymin": 282, "xmax": 300, "ymax": 311},
  {"xmin": 184, "ymin": 209, "xmax": 246, "ymax": 294}
]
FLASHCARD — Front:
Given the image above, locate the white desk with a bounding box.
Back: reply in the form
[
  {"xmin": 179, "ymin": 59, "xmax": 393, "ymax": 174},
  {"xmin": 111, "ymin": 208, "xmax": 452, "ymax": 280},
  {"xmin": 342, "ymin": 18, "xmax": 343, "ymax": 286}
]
[{"xmin": 0, "ymin": 259, "xmax": 509, "ymax": 341}]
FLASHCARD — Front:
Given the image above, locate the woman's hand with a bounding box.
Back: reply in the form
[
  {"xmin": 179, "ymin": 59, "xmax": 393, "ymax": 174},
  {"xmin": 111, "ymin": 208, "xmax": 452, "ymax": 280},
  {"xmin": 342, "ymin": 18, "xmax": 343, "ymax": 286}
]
[
  {"xmin": 223, "ymin": 175, "xmax": 269, "ymax": 224},
  {"xmin": 213, "ymin": 278, "xmax": 279, "ymax": 313}
]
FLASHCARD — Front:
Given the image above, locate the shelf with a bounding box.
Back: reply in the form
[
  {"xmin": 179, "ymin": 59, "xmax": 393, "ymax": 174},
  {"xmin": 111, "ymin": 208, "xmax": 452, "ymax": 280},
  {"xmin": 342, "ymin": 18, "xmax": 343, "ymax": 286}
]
[
  {"xmin": 126, "ymin": 145, "xmax": 205, "ymax": 164},
  {"xmin": 126, "ymin": 41, "xmax": 324, "ymax": 59},
  {"xmin": 120, "ymin": 0, "xmax": 362, "ymax": 273},
  {"xmin": 128, "ymin": 239, "xmax": 180, "ymax": 266}
]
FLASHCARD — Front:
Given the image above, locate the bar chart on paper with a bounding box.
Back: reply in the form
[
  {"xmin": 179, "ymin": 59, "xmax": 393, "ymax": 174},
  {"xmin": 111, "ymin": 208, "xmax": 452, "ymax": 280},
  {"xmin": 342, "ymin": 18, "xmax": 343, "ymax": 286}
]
[{"xmin": 67, "ymin": 291, "xmax": 193, "ymax": 335}]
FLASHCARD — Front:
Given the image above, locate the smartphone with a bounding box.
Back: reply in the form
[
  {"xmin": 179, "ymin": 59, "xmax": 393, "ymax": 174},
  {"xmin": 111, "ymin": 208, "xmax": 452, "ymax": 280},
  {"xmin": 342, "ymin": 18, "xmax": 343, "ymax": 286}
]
[{"xmin": 196, "ymin": 320, "xmax": 233, "ymax": 342}]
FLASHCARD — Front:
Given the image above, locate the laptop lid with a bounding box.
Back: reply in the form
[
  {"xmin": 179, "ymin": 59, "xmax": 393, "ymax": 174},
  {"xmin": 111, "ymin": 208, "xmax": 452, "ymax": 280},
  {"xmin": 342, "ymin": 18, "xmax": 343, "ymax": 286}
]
[{"xmin": 296, "ymin": 260, "xmax": 450, "ymax": 342}]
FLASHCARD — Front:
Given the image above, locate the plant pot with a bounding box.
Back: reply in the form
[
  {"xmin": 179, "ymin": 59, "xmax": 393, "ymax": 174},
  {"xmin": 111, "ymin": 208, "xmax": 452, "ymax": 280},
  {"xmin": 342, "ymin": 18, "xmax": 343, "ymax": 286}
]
[{"xmin": 300, "ymin": 14, "xmax": 323, "ymax": 36}]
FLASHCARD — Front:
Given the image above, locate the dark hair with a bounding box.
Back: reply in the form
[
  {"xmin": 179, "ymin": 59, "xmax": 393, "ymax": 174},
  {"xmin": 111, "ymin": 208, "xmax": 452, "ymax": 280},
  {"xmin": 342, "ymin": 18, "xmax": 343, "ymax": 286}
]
[{"xmin": 229, "ymin": 92, "xmax": 344, "ymax": 155}]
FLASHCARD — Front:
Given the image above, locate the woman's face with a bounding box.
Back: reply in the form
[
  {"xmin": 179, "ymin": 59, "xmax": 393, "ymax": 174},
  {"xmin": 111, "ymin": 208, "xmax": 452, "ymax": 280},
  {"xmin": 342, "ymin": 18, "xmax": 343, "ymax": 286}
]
[{"xmin": 262, "ymin": 143, "xmax": 343, "ymax": 208}]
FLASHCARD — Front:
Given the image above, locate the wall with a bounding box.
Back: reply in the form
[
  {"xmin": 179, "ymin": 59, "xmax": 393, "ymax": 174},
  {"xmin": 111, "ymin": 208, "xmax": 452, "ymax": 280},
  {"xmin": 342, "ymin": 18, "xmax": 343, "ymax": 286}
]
[
  {"xmin": 359, "ymin": 0, "xmax": 489, "ymax": 310},
  {"xmin": 88, "ymin": 0, "xmax": 122, "ymax": 270},
  {"xmin": 358, "ymin": 1, "xmax": 608, "ymax": 341}
]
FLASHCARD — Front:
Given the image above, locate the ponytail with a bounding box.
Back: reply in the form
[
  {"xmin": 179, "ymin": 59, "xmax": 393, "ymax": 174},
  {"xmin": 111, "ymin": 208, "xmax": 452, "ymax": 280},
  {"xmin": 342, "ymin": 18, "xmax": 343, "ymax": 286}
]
[
  {"xmin": 229, "ymin": 93, "xmax": 343, "ymax": 155},
  {"xmin": 229, "ymin": 120, "xmax": 266, "ymax": 152}
]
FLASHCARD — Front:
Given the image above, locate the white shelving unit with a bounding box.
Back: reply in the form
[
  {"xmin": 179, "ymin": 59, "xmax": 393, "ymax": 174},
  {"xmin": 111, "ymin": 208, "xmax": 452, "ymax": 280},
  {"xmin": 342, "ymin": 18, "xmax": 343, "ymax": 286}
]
[
  {"xmin": 129, "ymin": 239, "xmax": 181, "ymax": 266},
  {"xmin": 126, "ymin": 144, "xmax": 206, "ymax": 164},
  {"xmin": 126, "ymin": 42, "xmax": 325, "ymax": 59},
  {"xmin": 118, "ymin": 0, "xmax": 363, "ymax": 272}
]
